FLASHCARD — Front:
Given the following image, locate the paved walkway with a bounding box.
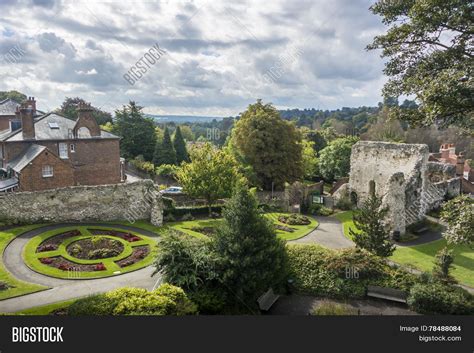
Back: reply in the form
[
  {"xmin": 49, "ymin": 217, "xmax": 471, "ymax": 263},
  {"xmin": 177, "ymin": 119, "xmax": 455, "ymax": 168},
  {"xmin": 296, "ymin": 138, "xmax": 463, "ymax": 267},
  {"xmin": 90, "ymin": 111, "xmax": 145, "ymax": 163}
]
[
  {"xmin": 291, "ymin": 216, "xmax": 354, "ymax": 249},
  {"xmin": 0, "ymin": 223, "xmax": 162, "ymax": 313}
]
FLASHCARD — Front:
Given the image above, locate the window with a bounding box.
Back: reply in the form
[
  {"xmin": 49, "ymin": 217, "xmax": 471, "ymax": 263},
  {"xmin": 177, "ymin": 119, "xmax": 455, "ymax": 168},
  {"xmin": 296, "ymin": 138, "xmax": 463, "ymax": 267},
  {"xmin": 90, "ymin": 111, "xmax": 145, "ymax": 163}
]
[
  {"xmin": 42, "ymin": 165, "xmax": 53, "ymax": 178},
  {"xmin": 48, "ymin": 122, "xmax": 59, "ymax": 129},
  {"xmin": 10, "ymin": 120, "xmax": 21, "ymax": 131},
  {"xmin": 59, "ymin": 143, "xmax": 68, "ymax": 159},
  {"xmin": 70, "ymin": 144, "xmax": 76, "ymax": 153}
]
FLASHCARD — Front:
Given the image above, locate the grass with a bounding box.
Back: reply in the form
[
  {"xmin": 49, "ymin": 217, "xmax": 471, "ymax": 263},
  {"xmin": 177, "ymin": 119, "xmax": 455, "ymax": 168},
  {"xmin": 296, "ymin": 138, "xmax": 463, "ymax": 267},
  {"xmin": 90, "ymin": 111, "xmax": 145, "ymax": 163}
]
[
  {"xmin": 14, "ymin": 299, "xmax": 77, "ymax": 315},
  {"xmin": 391, "ymin": 240, "xmax": 474, "ymax": 288},
  {"xmin": 23, "ymin": 226, "xmax": 158, "ymax": 279},
  {"xmin": 334, "ymin": 211, "xmax": 474, "ymax": 287},
  {"xmin": 168, "ymin": 213, "xmax": 318, "ymax": 241},
  {"xmin": 0, "ymin": 224, "xmax": 49, "ymax": 300}
]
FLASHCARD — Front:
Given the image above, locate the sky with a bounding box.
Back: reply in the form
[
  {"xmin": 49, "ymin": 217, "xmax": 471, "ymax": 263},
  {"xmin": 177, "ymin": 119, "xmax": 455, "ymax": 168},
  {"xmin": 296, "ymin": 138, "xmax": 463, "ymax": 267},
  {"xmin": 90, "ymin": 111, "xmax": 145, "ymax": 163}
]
[{"xmin": 0, "ymin": 0, "xmax": 388, "ymax": 116}]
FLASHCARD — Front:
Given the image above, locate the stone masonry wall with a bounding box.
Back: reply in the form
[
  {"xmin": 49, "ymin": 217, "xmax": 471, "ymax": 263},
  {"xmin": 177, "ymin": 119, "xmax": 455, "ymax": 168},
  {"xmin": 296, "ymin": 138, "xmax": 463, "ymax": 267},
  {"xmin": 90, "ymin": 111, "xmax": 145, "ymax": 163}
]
[{"xmin": 0, "ymin": 180, "xmax": 163, "ymax": 226}]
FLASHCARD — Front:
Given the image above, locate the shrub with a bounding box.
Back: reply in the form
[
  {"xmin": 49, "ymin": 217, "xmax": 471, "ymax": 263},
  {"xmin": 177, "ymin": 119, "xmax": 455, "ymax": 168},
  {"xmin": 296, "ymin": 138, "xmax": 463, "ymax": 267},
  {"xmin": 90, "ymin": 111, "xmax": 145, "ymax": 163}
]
[
  {"xmin": 88, "ymin": 248, "xmax": 120, "ymax": 259},
  {"xmin": 181, "ymin": 213, "xmax": 194, "ymax": 221},
  {"xmin": 286, "ymin": 244, "xmax": 417, "ymax": 299},
  {"xmin": 68, "ymin": 285, "xmax": 197, "ymax": 316},
  {"xmin": 308, "ymin": 204, "xmax": 333, "ymax": 216},
  {"xmin": 188, "ymin": 288, "xmax": 227, "ymax": 314},
  {"xmin": 164, "ymin": 214, "xmax": 176, "ymax": 222},
  {"xmin": 408, "ymin": 282, "xmax": 474, "ymax": 315},
  {"xmin": 312, "ymin": 301, "xmax": 358, "ymax": 316},
  {"xmin": 68, "ymin": 294, "xmax": 118, "ymax": 315},
  {"xmin": 335, "ymin": 196, "xmax": 353, "ymax": 211},
  {"xmin": 0, "ymin": 281, "xmax": 11, "ymax": 291},
  {"xmin": 38, "ymin": 244, "xmax": 57, "ymax": 252},
  {"xmin": 130, "ymin": 157, "xmax": 155, "ymax": 175},
  {"xmin": 164, "ymin": 205, "xmax": 223, "ymax": 218},
  {"xmin": 94, "ymin": 263, "xmax": 106, "ymax": 271},
  {"xmin": 278, "ymin": 214, "xmax": 311, "ymax": 225},
  {"xmin": 162, "ymin": 197, "xmax": 175, "ymax": 210}
]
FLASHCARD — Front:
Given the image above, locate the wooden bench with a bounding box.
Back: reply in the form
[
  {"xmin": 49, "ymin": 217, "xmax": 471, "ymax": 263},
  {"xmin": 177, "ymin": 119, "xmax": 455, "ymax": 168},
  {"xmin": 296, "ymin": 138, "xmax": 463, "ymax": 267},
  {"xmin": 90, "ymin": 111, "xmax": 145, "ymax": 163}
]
[
  {"xmin": 366, "ymin": 285, "xmax": 408, "ymax": 304},
  {"xmin": 413, "ymin": 226, "xmax": 429, "ymax": 235},
  {"xmin": 257, "ymin": 288, "xmax": 280, "ymax": 311}
]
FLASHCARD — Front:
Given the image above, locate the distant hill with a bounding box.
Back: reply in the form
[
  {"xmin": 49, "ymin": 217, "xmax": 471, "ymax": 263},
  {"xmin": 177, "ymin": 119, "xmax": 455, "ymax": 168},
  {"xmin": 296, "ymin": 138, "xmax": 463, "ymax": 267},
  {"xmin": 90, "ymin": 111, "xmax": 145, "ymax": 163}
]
[{"xmin": 146, "ymin": 114, "xmax": 224, "ymax": 123}]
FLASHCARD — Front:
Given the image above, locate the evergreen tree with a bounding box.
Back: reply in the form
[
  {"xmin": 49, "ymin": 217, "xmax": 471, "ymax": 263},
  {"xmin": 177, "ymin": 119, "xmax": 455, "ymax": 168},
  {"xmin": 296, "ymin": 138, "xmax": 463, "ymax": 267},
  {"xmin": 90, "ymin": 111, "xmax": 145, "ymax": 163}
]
[
  {"xmin": 153, "ymin": 127, "xmax": 176, "ymax": 166},
  {"xmin": 173, "ymin": 126, "xmax": 189, "ymax": 164},
  {"xmin": 350, "ymin": 185, "xmax": 395, "ymax": 257},
  {"xmin": 212, "ymin": 185, "xmax": 287, "ymax": 306},
  {"xmin": 113, "ymin": 101, "xmax": 156, "ymax": 161}
]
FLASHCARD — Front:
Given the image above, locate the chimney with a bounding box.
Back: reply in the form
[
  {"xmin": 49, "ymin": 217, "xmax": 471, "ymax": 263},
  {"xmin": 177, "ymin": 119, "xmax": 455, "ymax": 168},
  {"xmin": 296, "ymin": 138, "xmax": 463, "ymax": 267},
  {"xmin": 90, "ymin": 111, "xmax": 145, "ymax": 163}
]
[
  {"xmin": 26, "ymin": 96, "xmax": 36, "ymax": 115},
  {"xmin": 440, "ymin": 144, "xmax": 449, "ymax": 159},
  {"xmin": 20, "ymin": 103, "xmax": 35, "ymax": 139},
  {"xmin": 456, "ymin": 152, "xmax": 465, "ymax": 176},
  {"xmin": 75, "ymin": 101, "xmax": 100, "ymax": 137}
]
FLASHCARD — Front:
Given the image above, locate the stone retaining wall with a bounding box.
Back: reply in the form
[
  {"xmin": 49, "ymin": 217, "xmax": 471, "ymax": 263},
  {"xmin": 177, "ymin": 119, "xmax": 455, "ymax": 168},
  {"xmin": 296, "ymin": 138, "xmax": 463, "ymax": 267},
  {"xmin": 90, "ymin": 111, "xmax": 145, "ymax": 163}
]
[{"xmin": 0, "ymin": 180, "xmax": 163, "ymax": 226}]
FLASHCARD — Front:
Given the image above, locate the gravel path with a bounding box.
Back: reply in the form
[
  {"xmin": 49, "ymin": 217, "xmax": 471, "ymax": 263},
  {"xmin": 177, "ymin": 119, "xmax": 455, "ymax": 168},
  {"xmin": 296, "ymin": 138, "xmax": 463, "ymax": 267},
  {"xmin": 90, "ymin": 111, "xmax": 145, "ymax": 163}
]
[
  {"xmin": 290, "ymin": 216, "xmax": 354, "ymax": 249},
  {"xmin": 0, "ymin": 223, "xmax": 161, "ymax": 313}
]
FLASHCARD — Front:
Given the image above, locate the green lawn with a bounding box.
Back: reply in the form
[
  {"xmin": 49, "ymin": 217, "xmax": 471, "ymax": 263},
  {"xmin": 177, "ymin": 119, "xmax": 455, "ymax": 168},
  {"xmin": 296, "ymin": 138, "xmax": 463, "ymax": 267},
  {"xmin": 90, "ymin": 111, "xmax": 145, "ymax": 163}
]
[
  {"xmin": 23, "ymin": 226, "xmax": 158, "ymax": 279},
  {"xmin": 334, "ymin": 211, "xmax": 474, "ymax": 287},
  {"xmin": 14, "ymin": 299, "xmax": 77, "ymax": 315},
  {"xmin": 0, "ymin": 225, "xmax": 49, "ymax": 300},
  {"xmin": 168, "ymin": 213, "xmax": 319, "ymax": 241}
]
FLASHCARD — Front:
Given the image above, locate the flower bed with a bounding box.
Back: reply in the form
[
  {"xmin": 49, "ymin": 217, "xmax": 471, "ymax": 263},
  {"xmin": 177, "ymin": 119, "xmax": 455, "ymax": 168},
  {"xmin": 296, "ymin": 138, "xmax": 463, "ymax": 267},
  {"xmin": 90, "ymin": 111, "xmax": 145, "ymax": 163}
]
[
  {"xmin": 66, "ymin": 237, "xmax": 124, "ymax": 260},
  {"xmin": 88, "ymin": 229, "xmax": 142, "ymax": 242},
  {"xmin": 36, "ymin": 230, "xmax": 81, "ymax": 253},
  {"xmin": 116, "ymin": 245, "xmax": 150, "ymax": 268},
  {"xmin": 278, "ymin": 214, "xmax": 311, "ymax": 225}
]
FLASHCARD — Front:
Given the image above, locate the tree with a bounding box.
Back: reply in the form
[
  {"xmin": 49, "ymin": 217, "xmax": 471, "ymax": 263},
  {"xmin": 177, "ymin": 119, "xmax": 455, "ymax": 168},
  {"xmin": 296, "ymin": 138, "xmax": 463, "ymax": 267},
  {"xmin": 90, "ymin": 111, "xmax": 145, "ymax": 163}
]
[
  {"xmin": 212, "ymin": 185, "xmax": 287, "ymax": 306},
  {"xmin": 350, "ymin": 187, "xmax": 395, "ymax": 257},
  {"xmin": 113, "ymin": 101, "xmax": 156, "ymax": 161},
  {"xmin": 153, "ymin": 127, "xmax": 176, "ymax": 166},
  {"xmin": 433, "ymin": 247, "xmax": 455, "ymax": 283},
  {"xmin": 362, "ymin": 107, "xmax": 405, "ymax": 142},
  {"xmin": 440, "ymin": 195, "xmax": 474, "ymax": 246},
  {"xmin": 176, "ymin": 143, "xmax": 242, "ymax": 215},
  {"xmin": 318, "ymin": 136, "xmax": 358, "ymax": 181},
  {"xmin": 58, "ymin": 97, "xmax": 113, "ymax": 125},
  {"xmin": 300, "ymin": 128, "xmax": 327, "ymax": 154},
  {"xmin": 0, "ymin": 90, "xmax": 27, "ymax": 103},
  {"xmin": 179, "ymin": 125, "xmax": 195, "ymax": 141},
  {"xmin": 231, "ymin": 100, "xmax": 303, "ymax": 190},
  {"xmin": 367, "ymin": 0, "xmax": 474, "ymax": 132},
  {"xmin": 173, "ymin": 126, "xmax": 189, "ymax": 164},
  {"xmin": 301, "ymin": 139, "xmax": 318, "ymax": 180},
  {"xmin": 154, "ymin": 230, "xmax": 218, "ymax": 289}
]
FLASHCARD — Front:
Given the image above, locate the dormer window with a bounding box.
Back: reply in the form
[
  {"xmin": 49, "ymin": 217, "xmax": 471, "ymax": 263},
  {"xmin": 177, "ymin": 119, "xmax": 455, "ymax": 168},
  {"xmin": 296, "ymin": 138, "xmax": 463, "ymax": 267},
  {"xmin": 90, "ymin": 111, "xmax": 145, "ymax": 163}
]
[{"xmin": 48, "ymin": 122, "xmax": 59, "ymax": 129}]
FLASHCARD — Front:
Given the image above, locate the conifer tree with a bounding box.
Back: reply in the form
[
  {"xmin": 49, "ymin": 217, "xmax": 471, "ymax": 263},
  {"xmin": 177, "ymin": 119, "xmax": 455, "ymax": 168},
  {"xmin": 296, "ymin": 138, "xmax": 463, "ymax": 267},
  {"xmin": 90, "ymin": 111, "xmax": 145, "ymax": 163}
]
[{"xmin": 173, "ymin": 126, "xmax": 189, "ymax": 164}]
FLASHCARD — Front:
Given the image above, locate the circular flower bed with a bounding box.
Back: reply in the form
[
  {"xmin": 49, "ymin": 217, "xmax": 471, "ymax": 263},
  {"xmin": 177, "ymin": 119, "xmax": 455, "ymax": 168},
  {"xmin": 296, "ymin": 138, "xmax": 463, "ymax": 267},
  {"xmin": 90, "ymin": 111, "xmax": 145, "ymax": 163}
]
[{"xmin": 24, "ymin": 226, "xmax": 158, "ymax": 279}]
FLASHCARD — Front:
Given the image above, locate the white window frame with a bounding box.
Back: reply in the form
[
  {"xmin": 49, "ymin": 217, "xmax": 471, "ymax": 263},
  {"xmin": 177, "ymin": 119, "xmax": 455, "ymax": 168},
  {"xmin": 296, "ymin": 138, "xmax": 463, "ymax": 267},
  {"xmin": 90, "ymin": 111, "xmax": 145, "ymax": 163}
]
[
  {"xmin": 59, "ymin": 142, "xmax": 68, "ymax": 159},
  {"xmin": 42, "ymin": 165, "xmax": 53, "ymax": 178},
  {"xmin": 70, "ymin": 144, "xmax": 76, "ymax": 153}
]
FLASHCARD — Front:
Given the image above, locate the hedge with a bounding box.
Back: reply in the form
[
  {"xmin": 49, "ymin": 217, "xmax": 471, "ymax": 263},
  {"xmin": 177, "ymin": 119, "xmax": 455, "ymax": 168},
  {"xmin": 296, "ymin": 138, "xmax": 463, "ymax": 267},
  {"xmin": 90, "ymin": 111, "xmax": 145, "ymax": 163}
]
[
  {"xmin": 286, "ymin": 244, "xmax": 418, "ymax": 299},
  {"xmin": 164, "ymin": 205, "xmax": 223, "ymax": 217}
]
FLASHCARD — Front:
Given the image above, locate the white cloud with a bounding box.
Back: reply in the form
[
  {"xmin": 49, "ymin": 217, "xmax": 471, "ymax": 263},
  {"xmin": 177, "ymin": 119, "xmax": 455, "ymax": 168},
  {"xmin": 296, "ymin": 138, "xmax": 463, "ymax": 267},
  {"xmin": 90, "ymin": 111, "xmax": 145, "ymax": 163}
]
[{"xmin": 0, "ymin": 0, "xmax": 387, "ymax": 116}]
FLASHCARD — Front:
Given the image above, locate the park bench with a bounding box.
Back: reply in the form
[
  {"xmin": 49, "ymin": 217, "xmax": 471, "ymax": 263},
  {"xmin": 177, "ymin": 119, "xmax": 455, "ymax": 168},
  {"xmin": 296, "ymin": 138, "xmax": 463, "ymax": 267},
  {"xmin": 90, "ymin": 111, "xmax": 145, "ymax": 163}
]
[
  {"xmin": 366, "ymin": 285, "xmax": 408, "ymax": 304},
  {"xmin": 257, "ymin": 288, "xmax": 280, "ymax": 311}
]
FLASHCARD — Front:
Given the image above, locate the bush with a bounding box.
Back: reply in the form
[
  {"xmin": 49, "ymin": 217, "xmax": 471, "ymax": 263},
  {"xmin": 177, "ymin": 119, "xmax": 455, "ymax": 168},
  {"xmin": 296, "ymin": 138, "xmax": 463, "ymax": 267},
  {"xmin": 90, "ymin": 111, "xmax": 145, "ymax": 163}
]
[
  {"xmin": 312, "ymin": 301, "xmax": 358, "ymax": 316},
  {"xmin": 181, "ymin": 213, "xmax": 194, "ymax": 221},
  {"xmin": 408, "ymin": 282, "xmax": 474, "ymax": 315},
  {"xmin": 286, "ymin": 244, "xmax": 417, "ymax": 299},
  {"xmin": 335, "ymin": 196, "xmax": 353, "ymax": 211},
  {"xmin": 164, "ymin": 205, "xmax": 223, "ymax": 218},
  {"xmin": 164, "ymin": 214, "xmax": 176, "ymax": 222},
  {"xmin": 162, "ymin": 197, "xmax": 175, "ymax": 210},
  {"xmin": 278, "ymin": 214, "xmax": 311, "ymax": 225},
  {"xmin": 68, "ymin": 285, "xmax": 197, "ymax": 316},
  {"xmin": 308, "ymin": 204, "xmax": 333, "ymax": 216},
  {"xmin": 188, "ymin": 289, "xmax": 227, "ymax": 314},
  {"xmin": 68, "ymin": 294, "xmax": 117, "ymax": 315},
  {"xmin": 130, "ymin": 156, "xmax": 155, "ymax": 175}
]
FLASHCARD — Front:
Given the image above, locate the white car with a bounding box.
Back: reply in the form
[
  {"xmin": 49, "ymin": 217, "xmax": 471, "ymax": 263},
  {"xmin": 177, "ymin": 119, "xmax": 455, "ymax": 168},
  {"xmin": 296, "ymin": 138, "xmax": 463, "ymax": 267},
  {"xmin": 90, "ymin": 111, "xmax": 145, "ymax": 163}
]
[{"xmin": 160, "ymin": 186, "xmax": 183, "ymax": 194}]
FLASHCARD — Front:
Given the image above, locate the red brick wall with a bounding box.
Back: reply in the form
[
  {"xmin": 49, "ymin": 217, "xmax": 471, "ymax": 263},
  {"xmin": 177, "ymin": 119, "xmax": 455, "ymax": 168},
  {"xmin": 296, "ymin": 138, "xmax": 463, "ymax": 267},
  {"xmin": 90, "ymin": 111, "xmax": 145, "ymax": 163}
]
[
  {"xmin": 70, "ymin": 139, "xmax": 121, "ymax": 185},
  {"xmin": 18, "ymin": 149, "xmax": 74, "ymax": 191},
  {"xmin": 0, "ymin": 115, "xmax": 15, "ymax": 131}
]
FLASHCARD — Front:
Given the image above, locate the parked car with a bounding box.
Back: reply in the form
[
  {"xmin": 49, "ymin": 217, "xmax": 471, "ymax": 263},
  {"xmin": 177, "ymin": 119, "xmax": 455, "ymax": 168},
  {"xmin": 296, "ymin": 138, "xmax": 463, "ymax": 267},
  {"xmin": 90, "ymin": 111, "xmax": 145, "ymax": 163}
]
[{"xmin": 160, "ymin": 186, "xmax": 183, "ymax": 194}]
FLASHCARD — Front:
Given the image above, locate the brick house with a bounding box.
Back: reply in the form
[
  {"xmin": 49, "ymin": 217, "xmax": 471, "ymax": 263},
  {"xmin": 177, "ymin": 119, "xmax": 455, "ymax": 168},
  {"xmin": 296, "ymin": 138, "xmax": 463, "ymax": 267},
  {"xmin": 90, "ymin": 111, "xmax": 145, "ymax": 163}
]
[{"xmin": 0, "ymin": 98, "xmax": 123, "ymax": 192}]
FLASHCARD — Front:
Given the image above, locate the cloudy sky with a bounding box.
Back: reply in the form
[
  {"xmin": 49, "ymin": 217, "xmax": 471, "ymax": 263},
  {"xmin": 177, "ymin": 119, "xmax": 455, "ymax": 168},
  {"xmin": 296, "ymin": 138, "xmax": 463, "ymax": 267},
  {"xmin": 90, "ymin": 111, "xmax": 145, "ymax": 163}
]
[{"xmin": 0, "ymin": 0, "xmax": 388, "ymax": 116}]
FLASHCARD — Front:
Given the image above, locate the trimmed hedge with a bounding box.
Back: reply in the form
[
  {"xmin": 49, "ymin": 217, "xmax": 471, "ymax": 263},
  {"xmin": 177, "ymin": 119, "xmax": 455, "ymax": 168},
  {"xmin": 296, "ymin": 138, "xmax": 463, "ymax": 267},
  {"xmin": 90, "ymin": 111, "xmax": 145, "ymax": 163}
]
[
  {"xmin": 164, "ymin": 205, "xmax": 223, "ymax": 217},
  {"xmin": 286, "ymin": 244, "xmax": 417, "ymax": 299},
  {"xmin": 407, "ymin": 282, "xmax": 474, "ymax": 315}
]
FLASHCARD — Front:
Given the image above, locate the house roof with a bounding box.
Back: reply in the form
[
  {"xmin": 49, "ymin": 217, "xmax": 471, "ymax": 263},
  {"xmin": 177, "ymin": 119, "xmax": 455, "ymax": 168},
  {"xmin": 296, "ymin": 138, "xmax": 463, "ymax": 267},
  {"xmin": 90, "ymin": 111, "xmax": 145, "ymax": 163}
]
[
  {"xmin": 7, "ymin": 144, "xmax": 46, "ymax": 173},
  {"xmin": 3, "ymin": 112, "xmax": 119, "ymax": 141},
  {"xmin": 0, "ymin": 98, "xmax": 20, "ymax": 116},
  {"xmin": 0, "ymin": 177, "xmax": 18, "ymax": 192}
]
